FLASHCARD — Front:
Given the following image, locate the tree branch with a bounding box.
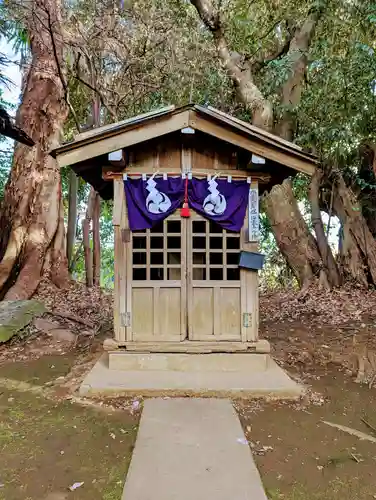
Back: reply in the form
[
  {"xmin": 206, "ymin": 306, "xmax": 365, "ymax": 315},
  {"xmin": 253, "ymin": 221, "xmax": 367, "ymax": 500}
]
[
  {"xmin": 190, "ymin": 0, "xmax": 273, "ymax": 130},
  {"xmin": 72, "ymin": 70, "xmax": 118, "ymax": 122},
  {"xmin": 250, "ymin": 33, "xmax": 292, "ymax": 73},
  {"xmin": 276, "ymin": 3, "xmax": 328, "ymax": 140}
]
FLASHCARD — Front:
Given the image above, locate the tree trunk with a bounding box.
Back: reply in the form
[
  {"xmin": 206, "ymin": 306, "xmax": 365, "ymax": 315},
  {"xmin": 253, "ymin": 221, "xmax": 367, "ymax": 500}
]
[
  {"xmin": 338, "ymin": 219, "xmax": 368, "ymax": 286},
  {"xmin": 333, "ymin": 173, "xmax": 376, "ymax": 286},
  {"xmin": 275, "ymin": 5, "xmax": 325, "ymax": 140},
  {"xmin": 308, "ymin": 170, "xmax": 341, "ymax": 287},
  {"xmin": 358, "ymin": 144, "xmax": 376, "ymax": 238},
  {"xmin": 67, "ymin": 170, "xmax": 78, "ymax": 269},
  {"xmin": 92, "ymin": 193, "xmax": 101, "ymax": 286},
  {"xmin": 265, "ymin": 4, "xmax": 330, "ymax": 287},
  {"xmin": 190, "ymin": 0, "xmax": 273, "ymax": 129},
  {"xmin": 82, "ymin": 187, "xmax": 96, "ymax": 287},
  {"xmin": 0, "ymin": 0, "xmax": 69, "ymax": 300},
  {"xmin": 263, "ymin": 179, "xmax": 324, "ymax": 288}
]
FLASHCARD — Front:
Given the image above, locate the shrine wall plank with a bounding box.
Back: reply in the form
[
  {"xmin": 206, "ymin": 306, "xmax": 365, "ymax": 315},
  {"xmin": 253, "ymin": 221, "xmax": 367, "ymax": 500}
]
[{"xmin": 113, "ymin": 178, "xmax": 128, "ymax": 342}]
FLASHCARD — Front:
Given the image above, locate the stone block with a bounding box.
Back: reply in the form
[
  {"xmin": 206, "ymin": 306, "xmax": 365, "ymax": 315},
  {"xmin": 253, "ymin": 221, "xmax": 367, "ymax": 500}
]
[
  {"xmin": 33, "ymin": 317, "xmax": 60, "ymax": 333},
  {"xmin": 0, "ymin": 300, "xmax": 46, "ymax": 342},
  {"xmin": 49, "ymin": 329, "xmax": 76, "ymax": 344}
]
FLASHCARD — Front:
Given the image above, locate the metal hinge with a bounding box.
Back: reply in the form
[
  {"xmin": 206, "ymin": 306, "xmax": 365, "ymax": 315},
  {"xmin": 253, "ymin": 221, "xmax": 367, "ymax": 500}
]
[
  {"xmin": 121, "ymin": 228, "xmax": 131, "ymax": 243},
  {"xmin": 243, "ymin": 313, "xmax": 252, "ymax": 328},
  {"xmin": 120, "ymin": 312, "xmax": 131, "ymax": 327}
]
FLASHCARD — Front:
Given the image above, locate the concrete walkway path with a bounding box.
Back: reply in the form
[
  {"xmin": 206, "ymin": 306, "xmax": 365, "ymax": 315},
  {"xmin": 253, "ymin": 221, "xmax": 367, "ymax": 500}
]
[{"xmin": 122, "ymin": 398, "xmax": 268, "ymax": 500}]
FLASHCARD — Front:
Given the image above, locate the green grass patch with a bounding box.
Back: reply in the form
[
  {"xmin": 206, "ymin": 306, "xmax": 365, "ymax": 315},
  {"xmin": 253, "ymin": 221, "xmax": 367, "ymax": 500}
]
[{"xmin": 0, "ymin": 387, "xmax": 138, "ymax": 499}]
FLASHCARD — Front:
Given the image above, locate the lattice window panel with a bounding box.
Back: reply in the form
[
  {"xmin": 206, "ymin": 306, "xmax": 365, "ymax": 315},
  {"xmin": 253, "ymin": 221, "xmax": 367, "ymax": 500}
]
[
  {"xmin": 191, "ymin": 218, "xmax": 240, "ymax": 281},
  {"xmin": 132, "ymin": 218, "xmax": 182, "ymax": 281}
]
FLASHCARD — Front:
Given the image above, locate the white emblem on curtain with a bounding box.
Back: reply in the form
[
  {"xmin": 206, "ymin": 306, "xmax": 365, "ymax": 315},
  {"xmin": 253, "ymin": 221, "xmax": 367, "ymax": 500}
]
[
  {"xmin": 145, "ymin": 175, "xmax": 172, "ymax": 214},
  {"xmin": 203, "ymin": 178, "xmax": 227, "ymax": 215}
]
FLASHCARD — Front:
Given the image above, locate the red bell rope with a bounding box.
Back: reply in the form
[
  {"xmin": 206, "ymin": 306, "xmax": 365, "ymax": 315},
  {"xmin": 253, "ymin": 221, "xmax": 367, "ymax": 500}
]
[{"xmin": 180, "ymin": 176, "xmax": 191, "ymax": 218}]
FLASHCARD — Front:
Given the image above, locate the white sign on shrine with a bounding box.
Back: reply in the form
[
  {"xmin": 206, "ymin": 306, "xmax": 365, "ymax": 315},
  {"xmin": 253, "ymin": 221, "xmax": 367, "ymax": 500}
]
[{"xmin": 248, "ymin": 187, "xmax": 259, "ymax": 241}]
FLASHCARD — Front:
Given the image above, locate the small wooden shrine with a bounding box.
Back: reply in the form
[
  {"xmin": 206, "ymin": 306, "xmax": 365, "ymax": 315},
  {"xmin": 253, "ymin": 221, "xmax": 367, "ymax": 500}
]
[{"xmin": 53, "ymin": 105, "xmax": 316, "ymax": 356}]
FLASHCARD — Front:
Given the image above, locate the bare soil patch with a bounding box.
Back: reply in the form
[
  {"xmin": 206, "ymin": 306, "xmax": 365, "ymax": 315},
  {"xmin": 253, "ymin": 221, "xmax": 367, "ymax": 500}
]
[{"xmin": 238, "ymin": 370, "xmax": 376, "ymax": 499}]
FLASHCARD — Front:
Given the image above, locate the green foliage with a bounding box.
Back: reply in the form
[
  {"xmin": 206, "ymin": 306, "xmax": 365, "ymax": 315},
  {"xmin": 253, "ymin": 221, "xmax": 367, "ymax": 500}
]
[
  {"xmin": 69, "ymin": 198, "xmax": 115, "ymax": 288},
  {"xmin": 0, "ymin": 151, "xmax": 11, "ymax": 202},
  {"xmin": 59, "ymin": 0, "xmax": 376, "ymax": 288},
  {"xmin": 0, "ymin": 2, "xmax": 29, "ymax": 87},
  {"xmin": 99, "ymin": 200, "xmax": 115, "ymax": 288},
  {"xmin": 2, "ymin": 0, "xmax": 374, "ymax": 289}
]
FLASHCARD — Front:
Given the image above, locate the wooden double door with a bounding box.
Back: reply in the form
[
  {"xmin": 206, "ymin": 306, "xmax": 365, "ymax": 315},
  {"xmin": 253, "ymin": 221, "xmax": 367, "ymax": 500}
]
[{"xmin": 129, "ymin": 212, "xmax": 243, "ymax": 342}]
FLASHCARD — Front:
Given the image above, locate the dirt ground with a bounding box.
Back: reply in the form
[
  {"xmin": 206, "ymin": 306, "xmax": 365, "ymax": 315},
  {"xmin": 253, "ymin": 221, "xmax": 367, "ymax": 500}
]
[
  {"xmin": 0, "ymin": 287, "xmax": 376, "ymax": 500},
  {"xmin": 234, "ymin": 300, "xmax": 376, "ymax": 500},
  {"xmin": 0, "ymin": 335, "xmax": 140, "ymax": 500},
  {"xmin": 0, "ymin": 383, "xmax": 139, "ymax": 500},
  {"xmin": 238, "ymin": 370, "xmax": 376, "ymax": 500}
]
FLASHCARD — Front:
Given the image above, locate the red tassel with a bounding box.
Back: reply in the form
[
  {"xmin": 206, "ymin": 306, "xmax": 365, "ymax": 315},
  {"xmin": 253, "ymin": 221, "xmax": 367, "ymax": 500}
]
[
  {"xmin": 181, "ymin": 204, "xmax": 191, "ymax": 217},
  {"xmin": 180, "ymin": 176, "xmax": 191, "ymax": 218}
]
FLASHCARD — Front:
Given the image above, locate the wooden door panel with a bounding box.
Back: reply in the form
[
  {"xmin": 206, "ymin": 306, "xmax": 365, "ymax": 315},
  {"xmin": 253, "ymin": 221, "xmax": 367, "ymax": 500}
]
[
  {"xmin": 132, "ymin": 285, "xmax": 185, "ymax": 341},
  {"xmin": 130, "ymin": 210, "xmax": 245, "ymax": 342},
  {"xmin": 158, "ymin": 287, "xmax": 182, "ymax": 336},
  {"xmin": 191, "ymin": 288, "xmax": 214, "ymax": 338},
  {"xmin": 219, "ymin": 288, "xmax": 241, "ymax": 336},
  {"xmin": 129, "ymin": 214, "xmax": 186, "ymax": 342},
  {"xmin": 132, "ymin": 288, "xmax": 154, "ymax": 337},
  {"xmin": 187, "ymin": 213, "xmax": 242, "ymax": 341}
]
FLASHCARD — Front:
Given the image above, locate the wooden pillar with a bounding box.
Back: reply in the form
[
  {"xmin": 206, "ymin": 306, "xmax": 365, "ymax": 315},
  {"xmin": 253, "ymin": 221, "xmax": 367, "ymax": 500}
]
[
  {"xmin": 240, "ymin": 180, "xmax": 259, "ymax": 342},
  {"xmin": 93, "ymin": 193, "xmax": 101, "ymax": 286},
  {"xmin": 112, "ymin": 178, "xmax": 128, "ymax": 342}
]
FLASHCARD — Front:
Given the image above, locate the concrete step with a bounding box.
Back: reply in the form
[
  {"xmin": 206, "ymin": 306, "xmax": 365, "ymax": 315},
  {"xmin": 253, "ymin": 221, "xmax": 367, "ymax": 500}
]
[
  {"xmin": 79, "ymin": 353, "xmax": 302, "ymax": 398},
  {"xmin": 108, "ymin": 352, "xmax": 270, "ymax": 372}
]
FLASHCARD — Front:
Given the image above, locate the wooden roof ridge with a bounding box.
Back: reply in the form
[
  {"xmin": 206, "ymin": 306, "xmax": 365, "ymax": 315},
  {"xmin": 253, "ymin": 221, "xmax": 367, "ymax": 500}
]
[
  {"xmin": 53, "ymin": 104, "xmax": 315, "ymax": 156},
  {"xmin": 52, "ymin": 104, "xmax": 188, "ymax": 154},
  {"xmin": 193, "ymin": 105, "xmax": 316, "ymax": 164},
  {"xmin": 75, "ymin": 105, "xmax": 176, "ymax": 142},
  {"xmin": 202, "ymin": 106, "xmax": 312, "ymax": 157},
  {"xmin": 51, "ymin": 104, "xmax": 317, "ymax": 177}
]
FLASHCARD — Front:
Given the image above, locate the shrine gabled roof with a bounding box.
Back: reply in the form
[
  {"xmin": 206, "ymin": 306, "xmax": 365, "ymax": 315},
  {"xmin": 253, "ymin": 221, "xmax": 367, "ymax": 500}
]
[{"xmin": 51, "ymin": 104, "xmax": 317, "ymax": 176}]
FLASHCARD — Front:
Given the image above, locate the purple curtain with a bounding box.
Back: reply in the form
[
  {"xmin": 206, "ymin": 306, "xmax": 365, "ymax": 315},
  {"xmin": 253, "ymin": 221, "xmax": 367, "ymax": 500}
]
[
  {"xmin": 188, "ymin": 177, "xmax": 249, "ymax": 232},
  {"xmin": 124, "ymin": 176, "xmax": 249, "ymax": 232},
  {"xmin": 124, "ymin": 177, "xmax": 184, "ymax": 231}
]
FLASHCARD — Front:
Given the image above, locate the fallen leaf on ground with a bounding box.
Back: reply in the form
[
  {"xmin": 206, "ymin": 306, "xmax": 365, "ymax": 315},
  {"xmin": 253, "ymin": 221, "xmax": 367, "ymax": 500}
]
[
  {"xmin": 131, "ymin": 400, "xmax": 140, "ymax": 412},
  {"xmin": 237, "ymin": 437, "xmax": 248, "ymax": 445},
  {"xmin": 69, "ymin": 482, "xmax": 84, "ymax": 491}
]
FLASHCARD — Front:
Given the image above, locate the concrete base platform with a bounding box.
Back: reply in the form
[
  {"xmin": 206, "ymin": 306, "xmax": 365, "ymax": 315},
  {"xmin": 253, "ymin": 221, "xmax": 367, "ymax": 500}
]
[
  {"xmin": 109, "ymin": 351, "xmax": 271, "ymax": 371},
  {"xmin": 122, "ymin": 398, "xmax": 268, "ymax": 500},
  {"xmin": 79, "ymin": 353, "xmax": 302, "ymax": 398}
]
